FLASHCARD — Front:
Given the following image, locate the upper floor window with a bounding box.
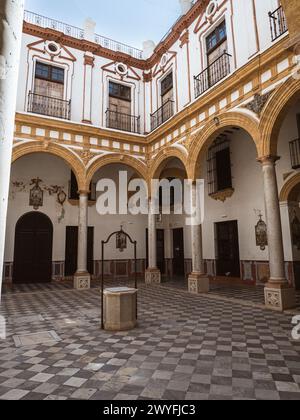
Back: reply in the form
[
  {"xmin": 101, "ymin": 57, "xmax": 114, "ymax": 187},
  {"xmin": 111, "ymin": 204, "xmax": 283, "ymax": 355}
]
[
  {"xmin": 106, "ymin": 81, "xmax": 140, "ymax": 133},
  {"xmin": 161, "ymin": 72, "xmax": 174, "ymax": 104},
  {"xmin": 28, "ymin": 62, "xmax": 70, "ymax": 120},
  {"xmin": 206, "ymin": 20, "xmax": 227, "ymax": 55},
  {"xmin": 34, "ymin": 62, "xmax": 65, "ymax": 99},
  {"xmin": 194, "ymin": 20, "xmax": 230, "ymax": 99},
  {"xmin": 109, "ymin": 82, "xmax": 131, "ymax": 102},
  {"xmin": 35, "ymin": 62, "xmax": 65, "ymax": 84}
]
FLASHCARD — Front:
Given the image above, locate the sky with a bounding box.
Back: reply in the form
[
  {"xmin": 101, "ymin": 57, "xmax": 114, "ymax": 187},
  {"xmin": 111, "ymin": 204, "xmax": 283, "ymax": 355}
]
[{"xmin": 25, "ymin": 0, "xmax": 183, "ymax": 49}]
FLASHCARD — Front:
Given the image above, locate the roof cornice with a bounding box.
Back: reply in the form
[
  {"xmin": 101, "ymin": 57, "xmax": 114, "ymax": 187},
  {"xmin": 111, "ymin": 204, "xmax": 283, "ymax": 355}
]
[{"xmin": 23, "ymin": 0, "xmax": 210, "ymax": 71}]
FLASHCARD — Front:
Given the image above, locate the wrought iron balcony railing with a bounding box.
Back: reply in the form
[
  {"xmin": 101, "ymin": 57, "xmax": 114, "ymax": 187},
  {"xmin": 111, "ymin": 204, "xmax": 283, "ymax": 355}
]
[
  {"xmin": 106, "ymin": 109, "xmax": 140, "ymax": 134},
  {"xmin": 194, "ymin": 52, "xmax": 231, "ymax": 99},
  {"xmin": 290, "ymin": 139, "xmax": 300, "ymax": 170},
  {"xmin": 269, "ymin": 5, "xmax": 288, "ymax": 42},
  {"xmin": 28, "ymin": 92, "xmax": 71, "ymax": 120},
  {"xmin": 150, "ymin": 100, "xmax": 174, "ymax": 131},
  {"xmin": 24, "ymin": 10, "xmax": 143, "ymax": 60}
]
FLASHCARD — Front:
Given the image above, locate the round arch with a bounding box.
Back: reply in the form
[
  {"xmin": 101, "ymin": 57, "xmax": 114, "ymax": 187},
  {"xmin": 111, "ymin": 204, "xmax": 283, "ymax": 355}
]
[
  {"xmin": 260, "ymin": 77, "xmax": 300, "ymax": 157},
  {"xmin": 86, "ymin": 154, "xmax": 148, "ymax": 189},
  {"xmin": 279, "ymin": 172, "xmax": 300, "ymax": 202},
  {"xmin": 189, "ymin": 111, "xmax": 261, "ymax": 180},
  {"xmin": 12, "ymin": 142, "xmax": 86, "ymax": 190},
  {"xmin": 149, "ymin": 147, "xmax": 189, "ymax": 180}
]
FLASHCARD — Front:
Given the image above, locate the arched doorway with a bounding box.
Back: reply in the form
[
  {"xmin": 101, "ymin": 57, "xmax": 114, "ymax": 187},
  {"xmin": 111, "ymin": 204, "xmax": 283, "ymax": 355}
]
[{"xmin": 13, "ymin": 212, "xmax": 53, "ymax": 284}]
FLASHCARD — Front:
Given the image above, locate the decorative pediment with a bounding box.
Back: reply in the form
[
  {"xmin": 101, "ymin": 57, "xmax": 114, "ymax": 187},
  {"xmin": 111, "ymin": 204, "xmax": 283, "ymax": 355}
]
[
  {"xmin": 27, "ymin": 39, "xmax": 76, "ymax": 62},
  {"xmin": 152, "ymin": 51, "xmax": 177, "ymax": 77},
  {"xmin": 101, "ymin": 61, "xmax": 141, "ymax": 81}
]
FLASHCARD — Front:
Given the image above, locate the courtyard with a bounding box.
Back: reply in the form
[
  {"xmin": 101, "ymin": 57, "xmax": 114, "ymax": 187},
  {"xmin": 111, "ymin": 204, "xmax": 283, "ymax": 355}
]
[{"xmin": 0, "ymin": 280, "xmax": 300, "ymax": 401}]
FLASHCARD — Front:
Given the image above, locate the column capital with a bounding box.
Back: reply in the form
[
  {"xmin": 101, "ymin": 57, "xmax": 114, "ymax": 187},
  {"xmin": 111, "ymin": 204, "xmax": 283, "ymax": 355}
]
[
  {"xmin": 78, "ymin": 190, "xmax": 90, "ymax": 197},
  {"xmin": 257, "ymin": 155, "xmax": 280, "ymax": 165},
  {"xmin": 84, "ymin": 53, "xmax": 95, "ymax": 67}
]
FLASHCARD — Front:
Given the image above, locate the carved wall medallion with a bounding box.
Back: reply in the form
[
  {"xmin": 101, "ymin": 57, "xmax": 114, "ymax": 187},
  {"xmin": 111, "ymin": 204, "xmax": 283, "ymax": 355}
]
[
  {"xmin": 243, "ymin": 91, "xmax": 274, "ymax": 116},
  {"xmin": 116, "ymin": 230, "xmax": 127, "ymax": 253},
  {"xmin": 29, "ymin": 178, "xmax": 43, "ymax": 210},
  {"xmin": 78, "ymin": 150, "xmax": 95, "ymax": 165}
]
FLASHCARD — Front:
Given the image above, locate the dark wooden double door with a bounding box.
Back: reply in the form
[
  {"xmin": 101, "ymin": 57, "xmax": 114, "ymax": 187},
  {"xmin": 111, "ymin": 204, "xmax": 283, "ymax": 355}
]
[
  {"xmin": 216, "ymin": 221, "xmax": 241, "ymax": 278},
  {"xmin": 65, "ymin": 226, "xmax": 94, "ymax": 276},
  {"xmin": 13, "ymin": 212, "xmax": 53, "ymax": 284}
]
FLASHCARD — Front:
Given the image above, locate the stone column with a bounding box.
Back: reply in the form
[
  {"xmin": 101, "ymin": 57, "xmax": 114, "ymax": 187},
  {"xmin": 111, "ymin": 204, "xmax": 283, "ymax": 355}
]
[
  {"xmin": 260, "ymin": 156, "xmax": 296, "ymax": 311},
  {"xmin": 145, "ymin": 198, "xmax": 161, "ymax": 284},
  {"xmin": 188, "ymin": 182, "xmax": 209, "ymax": 294},
  {"xmin": 0, "ymin": 0, "xmax": 25, "ymax": 297},
  {"xmin": 74, "ymin": 191, "xmax": 91, "ymax": 290}
]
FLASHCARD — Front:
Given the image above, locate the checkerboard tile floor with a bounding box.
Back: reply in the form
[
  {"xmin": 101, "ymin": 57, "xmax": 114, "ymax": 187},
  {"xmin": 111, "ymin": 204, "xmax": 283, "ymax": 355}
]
[
  {"xmin": 162, "ymin": 279, "xmax": 300, "ymax": 310},
  {"xmin": 0, "ymin": 281, "xmax": 300, "ymax": 400}
]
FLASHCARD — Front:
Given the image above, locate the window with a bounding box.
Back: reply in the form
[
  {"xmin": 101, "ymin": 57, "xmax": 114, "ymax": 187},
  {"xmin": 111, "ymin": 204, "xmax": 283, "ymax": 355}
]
[
  {"xmin": 206, "ymin": 20, "xmax": 227, "ymax": 55},
  {"xmin": 109, "ymin": 82, "xmax": 131, "ymax": 102},
  {"xmin": 207, "ymin": 138, "xmax": 233, "ymax": 195},
  {"xmin": 35, "ymin": 62, "xmax": 64, "ymax": 84},
  {"xmin": 161, "ymin": 73, "xmax": 173, "ymax": 97},
  {"xmin": 34, "ymin": 62, "xmax": 65, "ymax": 100}
]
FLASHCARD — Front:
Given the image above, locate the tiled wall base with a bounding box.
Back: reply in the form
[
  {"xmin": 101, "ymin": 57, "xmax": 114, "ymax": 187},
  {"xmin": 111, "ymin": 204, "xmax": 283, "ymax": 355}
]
[
  {"xmin": 3, "ymin": 259, "xmax": 299, "ymax": 288},
  {"xmin": 204, "ymin": 260, "xmax": 296, "ymax": 288}
]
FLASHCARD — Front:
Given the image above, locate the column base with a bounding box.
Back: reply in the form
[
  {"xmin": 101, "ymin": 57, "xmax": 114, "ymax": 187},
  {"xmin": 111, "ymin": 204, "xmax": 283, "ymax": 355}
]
[
  {"xmin": 188, "ymin": 273, "xmax": 210, "ymax": 294},
  {"xmin": 264, "ymin": 282, "xmax": 296, "ymax": 311},
  {"xmin": 145, "ymin": 268, "xmax": 161, "ymax": 284},
  {"xmin": 74, "ymin": 272, "xmax": 91, "ymax": 290}
]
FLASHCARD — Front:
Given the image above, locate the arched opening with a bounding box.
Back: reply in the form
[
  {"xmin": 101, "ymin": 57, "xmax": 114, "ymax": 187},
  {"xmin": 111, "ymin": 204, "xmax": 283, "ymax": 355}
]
[
  {"xmin": 90, "ymin": 162, "xmax": 148, "ymax": 281},
  {"xmin": 280, "ymin": 172, "xmax": 300, "ymax": 290},
  {"xmin": 272, "ymin": 91, "xmax": 300, "ymax": 290},
  {"xmin": 13, "ymin": 212, "xmax": 53, "ymax": 284},
  {"xmin": 4, "ymin": 152, "xmax": 85, "ymax": 286},
  {"xmin": 149, "ymin": 156, "xmax": 188, "ymax": 280},
  {"xmin": 191, "ymin": 122, "xmax": 265, "ymax": 285}
]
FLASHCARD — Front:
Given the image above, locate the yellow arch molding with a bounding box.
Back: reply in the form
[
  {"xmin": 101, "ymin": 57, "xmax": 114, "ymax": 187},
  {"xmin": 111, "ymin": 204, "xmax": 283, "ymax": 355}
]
[
  {"xmin": 12, "ymin": 142, "xmax": 86, "ymax": 190},
  {"xmin": 279, "ymin": 172, "xmax": 300, "ymax": 202},
  {"xmin": 260, "ymin": 77, "xmax": 300, "ymax": 157},
  {"xmin": 86, "ymin": 153, "xmax": 148, "ymax": 189},
  {"xmin": 149, "ymin": 147, "xmax": 189, "ymax": 180},
  {"xmin": 189, "ymin": 111, "xmax": 261, "ymax": 180}
]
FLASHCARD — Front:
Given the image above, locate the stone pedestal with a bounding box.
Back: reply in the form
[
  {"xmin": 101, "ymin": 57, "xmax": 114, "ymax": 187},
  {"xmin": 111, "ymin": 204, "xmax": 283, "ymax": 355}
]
[
  {"xmin": 104, "ymin": 287, "xmax": 137, "ymax": 331},
  {"xmin": 260, "ymin": 157, "xmax": 296, "ymax": 310},
  {"xmin": 188, "ymin": 273, "xmax": 210, "ymax": 294},
  {"xmin": 265, "ymin": 284, "xmax": 296, "ymax": 312},
  {"xmin": 74, "ymin": 272, "xmax": 91, "ymax": 290},
  {"xmin": 145, "ymin": 268, "xmax": 161, "ymax": 284}
]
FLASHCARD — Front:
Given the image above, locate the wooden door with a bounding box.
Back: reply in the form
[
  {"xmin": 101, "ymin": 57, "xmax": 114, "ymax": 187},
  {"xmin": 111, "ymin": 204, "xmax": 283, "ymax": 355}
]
[
  {"xmin": 13, "ymin": 212, "xmax": 53, "ymax": 284},
  {"xmin": 173, "ymin": 228, "xmax": 185, "ymax": 276},
  {"xmin": 216, "ymin": 221, "xmax": 240, "ymax": 278}
]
